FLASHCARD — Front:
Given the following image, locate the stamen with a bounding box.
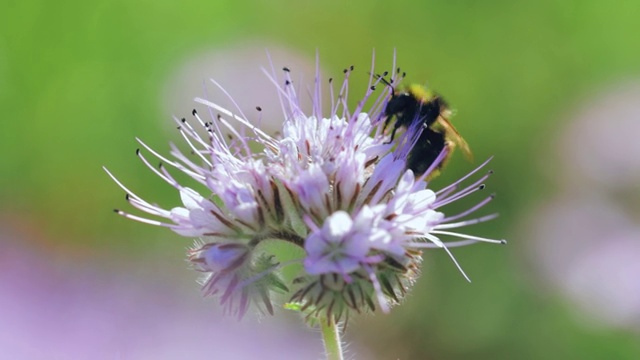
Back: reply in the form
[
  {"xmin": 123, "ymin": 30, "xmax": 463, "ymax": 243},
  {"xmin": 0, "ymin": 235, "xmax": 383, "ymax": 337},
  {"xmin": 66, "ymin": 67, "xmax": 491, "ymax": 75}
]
[
  {"xmin": 313, "ymin": 50, "xmax": 323, "ymax": 119},
  {"xmin": 282, "ymin": 69, "xmax": 302, "ymax": 116},
  {"xmin": 176, "ymin": 125, "xmax": 213, "ymax": 167},
  {"xmin": 435, "ymin": 213, "xmax": 499, "ymax": 229},
  {"xmin": 113, "ymin": 209, "xmax": 172, "ymax": 227},
  {"xmin": 332, "ymin": 67, "xmax": 352, "ymax": 118},
  {"xmin": 419, "ymin": 233, "xmax": 471, "ymax": 281},
  {"xmin": 136, "ymin": 138, "xmax": 205, "ymax": 180},
  {"xmin": 103, "ymin": 167, "xmax": 156, "ymax": 207},
  {"xmin": 195, "ymin": 97, "xmax": 255, "ymax": 154},
  {"xmin": 329, "ymin": 77, "xmax": 336, "ymax": 117},
  {"xmin": 196, "ymin": 96, "xmax": 274, "ymax": 145},
  {"xmin": 260, "ymin": 67, "xmax": 305, "ymax": 120},
  {"xmin": 431, "ymin": 230, "xmax": 507, "ymax": 244},
  {"xmin": 441, "ymin": 244, "xmax": 471, "ymax": 282},
  {"xmin": 174, "ymin": 115, "xmax": 210, "ymax": 150},
  {"xmin": 442, "ymin": 194, "xmax": 495, "ymax": 222},
  {"xmin": 208, "ymin": 78, "xmax": 253, "ymax": 135},
  {"xmin": 136, "ymin": 149, "xmax": 181, "ymax": 189},
  {"xmin": 349, "ymin": 52, "xmax": 381, "ymax": 122},
  {"xmin": 436, "ymin": 157, "xmax": 493, "ymax": 196},
  {"xmin": 126, "ymin": 194, "xmax": 169, "ymax": 217},
  {"xmin": 190, "ymin": 107, "xmax": 209, "ymax": 129},
  {"xmin": 167, "ymin": 143, "xmax": 211, "ymax": 182},
  {"xmin": 436, "ymin": 170, "xmax": 492, "ymax": 205},
  {"xmin": 434, "ymin": 183, "xmax": 486, "ymax": 208},
  {"xmin": 410, "ymin": 239, "xmax": 480, "ymax": 248},
  {"xmin": 264, "ymin": 50, "xmax": 288, "ymax": 120}
]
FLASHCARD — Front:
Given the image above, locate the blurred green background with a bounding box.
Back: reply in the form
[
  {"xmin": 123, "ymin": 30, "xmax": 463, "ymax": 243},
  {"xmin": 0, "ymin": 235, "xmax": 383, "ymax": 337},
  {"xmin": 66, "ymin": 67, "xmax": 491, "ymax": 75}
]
[{"xmin": 3, "ymin": 0, "xmax": 640, "ymax": 359}]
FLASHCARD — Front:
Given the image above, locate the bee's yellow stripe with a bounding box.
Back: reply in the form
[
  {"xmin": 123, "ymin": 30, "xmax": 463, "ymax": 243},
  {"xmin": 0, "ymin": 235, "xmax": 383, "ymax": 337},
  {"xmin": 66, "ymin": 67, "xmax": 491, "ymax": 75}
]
[{"xmin": 407, "ymin": 84, "xmax": 435, "ymax": 102}]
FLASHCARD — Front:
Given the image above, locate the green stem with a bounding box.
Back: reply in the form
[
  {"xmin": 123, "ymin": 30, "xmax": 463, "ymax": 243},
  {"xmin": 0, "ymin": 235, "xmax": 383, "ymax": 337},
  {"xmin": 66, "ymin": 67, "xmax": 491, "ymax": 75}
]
[{"xmin": 320, "ymin": 317, "xmax": 344, "ymax": 360}]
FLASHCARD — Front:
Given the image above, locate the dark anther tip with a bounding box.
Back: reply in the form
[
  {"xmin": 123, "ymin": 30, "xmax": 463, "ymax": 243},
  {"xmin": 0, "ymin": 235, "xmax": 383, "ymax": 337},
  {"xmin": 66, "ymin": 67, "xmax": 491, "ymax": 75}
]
[
  {"xmin": 283, "ymin": 67, "xmax": 290, "ymax": 72},
  {"xmin": 256, "ymin": 106, "xmax": 262, "ymax": 111},
  {"xmin": 192, "ymin": 109, "xmax": 197, "ymax": 116}
]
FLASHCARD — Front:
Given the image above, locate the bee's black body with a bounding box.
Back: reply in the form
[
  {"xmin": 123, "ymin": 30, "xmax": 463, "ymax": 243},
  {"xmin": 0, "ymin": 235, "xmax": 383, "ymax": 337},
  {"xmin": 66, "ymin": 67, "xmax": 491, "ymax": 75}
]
[{"xmin": 382, "ymin": 83, "xmax": 470, "ymax": 177}]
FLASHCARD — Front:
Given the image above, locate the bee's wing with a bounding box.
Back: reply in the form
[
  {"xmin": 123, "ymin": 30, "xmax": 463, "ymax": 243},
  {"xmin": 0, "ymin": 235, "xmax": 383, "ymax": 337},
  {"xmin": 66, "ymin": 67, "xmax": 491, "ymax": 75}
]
[{"xmin": 436, "ymin": 115, "xmax": 474, "ymax": 162}]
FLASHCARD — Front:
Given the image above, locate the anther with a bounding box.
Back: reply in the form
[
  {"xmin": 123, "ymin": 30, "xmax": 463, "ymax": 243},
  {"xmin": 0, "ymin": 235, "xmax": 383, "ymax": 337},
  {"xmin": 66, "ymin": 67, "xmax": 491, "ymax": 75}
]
[
  {"xmin": 192, "ymin": 109, "xmax": 197, "ymax": 116},
  {"xmin": 283, "ymin": 67, "xmax": 290, "ymax": 72}
]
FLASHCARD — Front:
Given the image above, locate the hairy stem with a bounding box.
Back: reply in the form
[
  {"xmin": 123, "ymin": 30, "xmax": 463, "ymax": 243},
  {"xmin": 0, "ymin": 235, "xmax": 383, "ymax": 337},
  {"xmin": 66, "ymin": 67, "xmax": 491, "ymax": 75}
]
[{"xmin": 320, "ymin": 317, "xmax": 344, "ymax": 360}]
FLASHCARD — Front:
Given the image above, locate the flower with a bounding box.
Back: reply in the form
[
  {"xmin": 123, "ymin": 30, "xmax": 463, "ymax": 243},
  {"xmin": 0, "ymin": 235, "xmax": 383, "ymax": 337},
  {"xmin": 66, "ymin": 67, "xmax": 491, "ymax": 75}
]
[
  {"xmin": 105, "ymin": 54, "xmax": 505, "ymax": 322},
  {"xmin": 188, "ymin": 241, "xmax": 287, "ymax": 318}
]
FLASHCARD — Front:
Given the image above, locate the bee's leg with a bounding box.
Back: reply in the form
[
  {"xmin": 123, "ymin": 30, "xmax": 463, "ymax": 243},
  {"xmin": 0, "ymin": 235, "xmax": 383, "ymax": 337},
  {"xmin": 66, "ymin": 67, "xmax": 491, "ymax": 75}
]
[
  {"xmin": 383, "ymin": 115, "xmax": 393, "ymax": 131},
  {"xmin": 384, "ymin": 123, "xmax": 401, "ymax": 144}
]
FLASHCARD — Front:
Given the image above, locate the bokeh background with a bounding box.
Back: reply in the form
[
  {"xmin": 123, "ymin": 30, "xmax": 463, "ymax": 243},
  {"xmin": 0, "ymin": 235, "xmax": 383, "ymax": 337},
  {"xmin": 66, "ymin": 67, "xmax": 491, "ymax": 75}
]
[{"xmin": 2, "ymin": 0, "xmax": 640, "ymax": 359}]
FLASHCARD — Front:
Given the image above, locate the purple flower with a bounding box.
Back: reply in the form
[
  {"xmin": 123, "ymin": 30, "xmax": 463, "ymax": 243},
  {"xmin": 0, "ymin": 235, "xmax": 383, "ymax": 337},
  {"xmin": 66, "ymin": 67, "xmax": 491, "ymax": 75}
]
[
  {"xmin": 304, "ymin": 208, "xmax": 388, "ymax": 277},
  {"xmin": 106, "ymin": 54, "xmax": 504, "ymax": 321},
  {"xmin": 189, "ymin": 241, "xmax": 286, "ymax": 318}
]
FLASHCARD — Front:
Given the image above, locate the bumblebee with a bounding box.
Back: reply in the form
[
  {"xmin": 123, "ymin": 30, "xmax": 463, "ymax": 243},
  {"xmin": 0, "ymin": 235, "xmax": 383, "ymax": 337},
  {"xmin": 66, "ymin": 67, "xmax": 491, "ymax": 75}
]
[{"xmin": 382, "ymin": 83, "xmax": 472, "ymax": 177}]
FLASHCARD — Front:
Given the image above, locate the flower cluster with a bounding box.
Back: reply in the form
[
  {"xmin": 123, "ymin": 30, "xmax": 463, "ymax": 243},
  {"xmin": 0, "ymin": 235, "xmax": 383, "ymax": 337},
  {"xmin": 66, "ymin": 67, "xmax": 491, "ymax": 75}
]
[{"xmin": 106, "ymin": 56, "xmax": 504, "ymax": 322}]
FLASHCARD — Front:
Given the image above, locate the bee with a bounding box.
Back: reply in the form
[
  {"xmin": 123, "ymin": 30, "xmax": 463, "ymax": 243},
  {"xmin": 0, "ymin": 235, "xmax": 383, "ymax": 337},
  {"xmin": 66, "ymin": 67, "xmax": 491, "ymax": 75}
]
[{"xmin": 381, "ymin": 82, "xmax": 472, "ymax": 177}]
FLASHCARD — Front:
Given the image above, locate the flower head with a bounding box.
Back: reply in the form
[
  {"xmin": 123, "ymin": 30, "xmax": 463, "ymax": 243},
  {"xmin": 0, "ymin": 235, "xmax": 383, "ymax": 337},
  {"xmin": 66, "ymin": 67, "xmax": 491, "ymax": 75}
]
[{"xmin": 105, "ymin": 54, "xmax": 505, "ymax": 322}]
